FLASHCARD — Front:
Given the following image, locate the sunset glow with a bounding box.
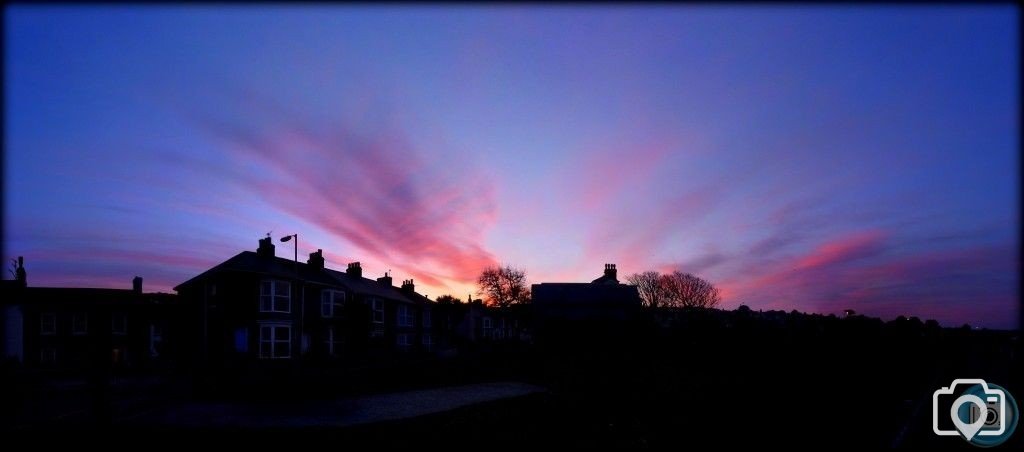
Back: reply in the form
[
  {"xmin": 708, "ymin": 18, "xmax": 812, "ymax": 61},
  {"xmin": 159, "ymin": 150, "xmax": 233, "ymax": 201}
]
[{"xmin": 5, "ymin": 6, "xmax": 1018, "ymax": 328}]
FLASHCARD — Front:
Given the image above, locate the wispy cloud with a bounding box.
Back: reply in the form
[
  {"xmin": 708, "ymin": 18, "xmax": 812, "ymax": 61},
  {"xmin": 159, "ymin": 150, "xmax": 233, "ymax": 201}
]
[
  {"xmin": 183, "ymin": 89, "xmax": 499, "ymax": 293},
  {"xmin": 720, "ymin": 228, "xmax": 1017, "ymax": 328}
]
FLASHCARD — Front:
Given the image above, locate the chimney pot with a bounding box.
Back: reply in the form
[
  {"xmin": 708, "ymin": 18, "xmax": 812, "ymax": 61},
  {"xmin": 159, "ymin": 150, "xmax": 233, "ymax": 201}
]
[
  {"xmin": 346, "ymin": 261, "xmax": 362, "ymax": 278},
  {"xmin": 15, "ymin": 256, "xmax": 27, "ymax": 287},
  {"xmin": 307, "ymin": 249, "xmax": 325, "ymax": 270},
  {"xmin": 602, "ymin": 263, "xmax": 618, "ymax": 283},
  {"xmin": 257, "ymin": 236, "xmax": 276, "ymax": 257}
]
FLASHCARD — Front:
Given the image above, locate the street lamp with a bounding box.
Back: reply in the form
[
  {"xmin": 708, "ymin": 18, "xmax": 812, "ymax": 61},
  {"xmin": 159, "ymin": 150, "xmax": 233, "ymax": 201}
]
[
  {"xmin": 279, "ymin": 233, "xmax": 303, "ymax": 356},
  {"xmin": 280, "ymin": 234, "xmax": 297, "ymax": 266}
]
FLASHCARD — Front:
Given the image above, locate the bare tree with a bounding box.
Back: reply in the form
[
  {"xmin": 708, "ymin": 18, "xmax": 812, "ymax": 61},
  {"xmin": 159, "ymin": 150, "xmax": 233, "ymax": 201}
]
[
  {"xmin": 661, "ymin": 271, "xmax": 721, "ymax": 308},
  {"xmin": 477, "ymin": 265, "xmax": 531, "ymax": 308},
  {"xmin": 626, "ymin": 271, "xmax": 669, "ymax": 308}
]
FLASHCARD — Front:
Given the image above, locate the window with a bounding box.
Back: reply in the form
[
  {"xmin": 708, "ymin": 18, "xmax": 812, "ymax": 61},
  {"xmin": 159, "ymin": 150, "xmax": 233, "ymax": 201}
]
[
  {"xmin": 260, "ymin": 280, "xmax": 291, "ymax": 313},
  {"xmin": 259, "ymin": 324, "xmax": 291, "ymax": 359},
  {"xmin": 40, "ymin": 313, "xmax": 56, "ymax": 335},
  {"xmin": 396, "ymin": 333, "xmax": 411, "ymax": 350},
  {"xmin": 40, "ymin": 348, "xmax": 56, "ymax": 365},
  {"xmin": 422, "ymin": 308, "xmax": 432, "ymax": 329},
  {"xmin": 422, "ymin": 333, "xmax": 433, "ymax": 352},
  {"xmin": 150, "ymin": 324, "xmax": 163, "ymax": 358},
  {"xmin": 72, "ymin": 313, "xmax": 88, "ymax": 335},
  {"xmin": 321, "ymin": 290, "xmax": 345, "ymax": 318},
  {"xmin": 370, "ymin": 325, "xmax": 384, "ymax": 338},
  {"xmin": 234, "ymin": 328, "xmax": 249, "ymax": 353},
  {"xmin": 482, "ymin": 317, "xmax": 492, "ymax": 329},
  {"xmin": 371, "ymin": 299, "xmax": 384, "ymax": 324},
  {"xmin": 325, "ymin": 326, "xmax": 339, "ymax": 356},
  {"xmin": 398, "ymin": 304, "xmax": 414, "ymax": 327},
  {"xmin": 112, "ymin": 313, "xmax": 128, "ymax": 335}
]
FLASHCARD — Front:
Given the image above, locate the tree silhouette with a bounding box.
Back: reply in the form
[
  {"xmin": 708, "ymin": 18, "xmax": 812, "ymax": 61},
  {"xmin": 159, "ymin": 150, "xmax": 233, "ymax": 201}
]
[
  {"xmin": 477, "ymin": 265, "xmax": 530, "ymax": 308},
  {"xmin": 626, "ymin": 271, "xmax": 669, "ymax": 308},
  {"xmin": 435, "ymin": 294, "xmax": 462, "ymax": 305},
  {"xmin": 627, "ymin": 270, "xmax": 721, "ymax": 309},
  {"xmin": 661, "ymin": 271, "xmax": 721, "ymax": 308}
]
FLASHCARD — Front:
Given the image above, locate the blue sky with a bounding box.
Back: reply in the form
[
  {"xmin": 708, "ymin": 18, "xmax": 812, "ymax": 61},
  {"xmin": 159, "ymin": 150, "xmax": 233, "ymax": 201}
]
[{"xmin": 5, "ymin": 6, "xmax": 1019, "ymax": 328}]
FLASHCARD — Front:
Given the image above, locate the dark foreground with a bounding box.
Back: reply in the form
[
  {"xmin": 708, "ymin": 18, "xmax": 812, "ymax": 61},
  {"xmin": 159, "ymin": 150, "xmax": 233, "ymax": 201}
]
[{"xmin": 3, "ymin": 309, "xmax": 1021, "ymax": 448}]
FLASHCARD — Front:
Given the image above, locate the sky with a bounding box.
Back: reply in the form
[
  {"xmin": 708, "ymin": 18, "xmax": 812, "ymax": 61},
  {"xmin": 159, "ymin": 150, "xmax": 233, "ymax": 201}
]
[{"xmin": 4, "ymin": 6, "xmax": 1019, "ymax": 329}]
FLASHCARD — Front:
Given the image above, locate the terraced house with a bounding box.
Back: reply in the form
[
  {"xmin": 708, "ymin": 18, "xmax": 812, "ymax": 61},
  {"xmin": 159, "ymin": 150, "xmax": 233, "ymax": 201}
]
[
  {"xmin": 174, "ymin": 237, "xmax": 434, "ymax": 370},
  {"xmin": 0, "ymin": 257, "xmax": 178, "ymax": 371}
]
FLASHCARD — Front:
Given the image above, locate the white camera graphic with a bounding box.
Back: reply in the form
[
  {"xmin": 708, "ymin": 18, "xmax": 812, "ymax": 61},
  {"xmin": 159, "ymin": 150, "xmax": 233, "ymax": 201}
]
[{"xmin": 933, "ymin": 379, "xmax": 1006, "ymax": 440}]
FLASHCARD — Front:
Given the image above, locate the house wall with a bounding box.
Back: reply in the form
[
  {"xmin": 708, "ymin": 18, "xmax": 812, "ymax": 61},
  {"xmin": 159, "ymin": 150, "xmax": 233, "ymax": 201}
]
[
  {"xmin": 3, "ymin": 305, "xmax": 23, "ymax": 362},
  {"xmin": 17, "ymin": 298, "xmax": 172, "ymax": 370},
  {"xmin": 182, "ymin": 271, "xmax": 433, "ymax": 368}
]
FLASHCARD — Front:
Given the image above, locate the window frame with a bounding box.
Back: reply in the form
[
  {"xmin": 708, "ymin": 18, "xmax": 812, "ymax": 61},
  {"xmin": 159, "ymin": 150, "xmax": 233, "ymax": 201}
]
[
  {"xmin": 325, "ymin": 326, "xmax": 338, "ymax": 356},
  {"xmin": 321, "ymin": 289, "xmax": 345, "ymax": 318},
  {"xmin": 258, "ymin": 323, "xmax": 292, "ymax": 359},
  {"xmin": 396, "ymin": 333, "xmax": 411, "ymax": 349},
  {"xmin": 397, "ymin": 304, "xmax": 414, "ymax": 327},
  {"xmin": 40, "ymin": 347, "xmax": 56, "ymax": 365},
  {"xmin": 72, "ymin": 313, "xmax": 88, "ymax": 335},
  {"xmin": 370, "ymin": 325, "xmax": 385, "ymax": 338},
  {"xmin": 371, "ymin": 299, "xmax": 384, "ymax": 324},
  {"xmin": 149, "ymin": 324, "xmax": 163, "ymax": 357},
  {"xmin": 260, "ymin": 279, "xmax": 292, "ymax": 313},
  {"xmin": 40, "ymin": 313, "xmax": 56, "ymax": 335}
]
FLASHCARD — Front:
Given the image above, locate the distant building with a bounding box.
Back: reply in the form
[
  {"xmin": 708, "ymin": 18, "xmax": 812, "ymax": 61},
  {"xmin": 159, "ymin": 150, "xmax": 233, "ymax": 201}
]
[
  {"xmin": 174, "ymin": 237, "xmax": 434, "ymax": 368},
  {"xmin": 454, "ymin": 296, "xmax": 529, "ymax": 343},
  {"xmin": 531, "ymin": 264, "xmax": 643, "ymax": 323},
  {"xmin": 0, "ymin": 257, "xmax": 177, "ymax": 371}
]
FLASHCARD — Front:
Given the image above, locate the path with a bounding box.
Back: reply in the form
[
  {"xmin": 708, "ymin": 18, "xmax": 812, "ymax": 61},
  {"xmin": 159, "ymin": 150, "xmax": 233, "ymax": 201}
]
[{"xmin": 129, "ymin": 381, "xmax": 546, "ymax": 428}]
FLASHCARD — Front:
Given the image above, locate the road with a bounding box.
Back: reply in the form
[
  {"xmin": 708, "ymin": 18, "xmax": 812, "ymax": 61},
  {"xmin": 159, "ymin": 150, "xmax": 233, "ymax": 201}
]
[{"xmin": 126, "ymin": 381, "xmax": 546, "ymax": 428}]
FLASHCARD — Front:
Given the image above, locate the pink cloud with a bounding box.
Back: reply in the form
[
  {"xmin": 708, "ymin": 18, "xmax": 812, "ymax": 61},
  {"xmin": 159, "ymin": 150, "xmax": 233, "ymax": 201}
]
[
  {"xmin": 719, "ymin": 230, "xmax": 1017, "ymax": 329},
  {"xmin": 791, "ymin": 230, "xmax": 887, "ymax": 271},
  {"xmin": 186, "ymin": 92, "xmax": 499, "ymax": 296},
  {"xmin": 580, "ymin": 184, "xmax": 725, "ymax": 274}
]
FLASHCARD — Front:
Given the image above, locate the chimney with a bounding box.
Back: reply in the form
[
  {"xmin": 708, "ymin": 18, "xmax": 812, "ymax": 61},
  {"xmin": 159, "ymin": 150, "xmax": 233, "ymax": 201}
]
[
  {"xmin": 307, "ymin": 249, "xmax": 325, "ymax": 271},
  {"xmin": 401, "ymin": 279, "xmax": 415, "ymax": 294},
  {"xmin": 132, "ymin": 276, "xmax": 143, "ymax": 294},
  {"xmin": 346, "ymin": 262, "xmax": 362, "ymax": 278},
  {"xmin": 15, "ymin": 256, "xmax": 27, "ymax": 288},
  {"xmin": 604, "ymin": 263, "xmax": 617, "ymax": 282},
  {"xmin": 377, "ymin": 271, "xmax": 392, "ymax": 287},
  {"xmin": 257, "ymin": 236, "xmax": 276, "ymax": 258}
]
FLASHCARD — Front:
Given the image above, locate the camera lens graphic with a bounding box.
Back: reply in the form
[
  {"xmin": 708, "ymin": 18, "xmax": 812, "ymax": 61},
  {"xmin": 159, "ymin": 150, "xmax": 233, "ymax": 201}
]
[
  {"xmin": 985, "ymin": 408, "xmax": 998, "ymax": 426},
  {"xmin": 955, "ymin": 383, "xmax": 1018, "ymax": 447}
]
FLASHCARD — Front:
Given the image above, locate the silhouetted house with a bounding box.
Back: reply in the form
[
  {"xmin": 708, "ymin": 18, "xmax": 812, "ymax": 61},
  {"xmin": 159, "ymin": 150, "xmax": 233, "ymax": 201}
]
[
  {"xmin": 456, "ymin": 297, "xmax": 529, "ymax": 343},
  {"xmin": 173, "ymin": 238, "xmax": 433, "ymax": 369},
  {"xmin": 0, "ymin": 257, "xmax": 177, "ymax": 371},
  {"xmin": 531, "ymin": 264, "xmax": 642, "ymax": 322},
  {"xmin": 428, "ymin": 297, "xmax": 469, "ymax": 351}
]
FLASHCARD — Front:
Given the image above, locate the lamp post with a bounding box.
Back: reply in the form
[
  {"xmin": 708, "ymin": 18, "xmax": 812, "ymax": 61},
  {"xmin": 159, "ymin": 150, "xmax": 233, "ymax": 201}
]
[
  {"xmin": 280, "ymin": 234, "xmax": 297, "ymax": 268},
  {"xmin": 280, "ymin": 234, "xmax": 303, "ymax": 356}
]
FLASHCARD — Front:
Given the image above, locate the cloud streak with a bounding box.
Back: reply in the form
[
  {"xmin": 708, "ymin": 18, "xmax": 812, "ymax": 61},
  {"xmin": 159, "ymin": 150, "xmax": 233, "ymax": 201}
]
[
  {"xmin": 185, "ymin": 89, "xmax": 499, "ymax": 293},
  {"xmin": 720, "ymin": 228, "xmax": 1017, "ymax": 329}
]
